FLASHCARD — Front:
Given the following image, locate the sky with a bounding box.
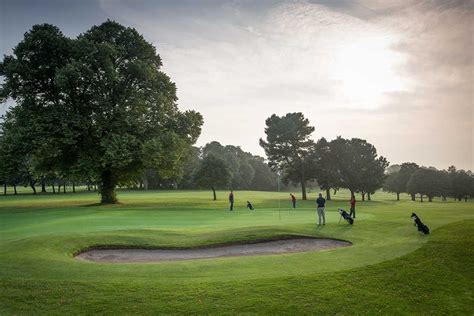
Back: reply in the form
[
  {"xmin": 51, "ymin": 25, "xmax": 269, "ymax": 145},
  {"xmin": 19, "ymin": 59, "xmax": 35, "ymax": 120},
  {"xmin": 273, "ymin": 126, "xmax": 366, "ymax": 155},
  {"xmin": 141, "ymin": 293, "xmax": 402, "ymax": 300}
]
[{"xmin": 1, "ymin": 0, "xmax": 473, "ymax": 170}]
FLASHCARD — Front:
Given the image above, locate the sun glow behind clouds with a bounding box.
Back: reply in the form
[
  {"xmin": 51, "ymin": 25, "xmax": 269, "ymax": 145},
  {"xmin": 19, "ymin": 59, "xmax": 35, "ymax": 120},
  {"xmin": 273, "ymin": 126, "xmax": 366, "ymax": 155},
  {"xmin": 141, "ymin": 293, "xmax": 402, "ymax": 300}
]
[{"xmin": 330, "ymin": 34, "xmax": 411, "ymax": 109}]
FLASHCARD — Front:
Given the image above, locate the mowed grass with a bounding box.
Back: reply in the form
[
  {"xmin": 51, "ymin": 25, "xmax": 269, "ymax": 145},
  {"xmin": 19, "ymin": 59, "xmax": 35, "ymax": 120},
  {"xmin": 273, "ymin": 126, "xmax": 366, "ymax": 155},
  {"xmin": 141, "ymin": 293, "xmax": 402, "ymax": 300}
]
[{"xmin": 0, "ymin": 189, "xmax": 473, "ymax": 314}]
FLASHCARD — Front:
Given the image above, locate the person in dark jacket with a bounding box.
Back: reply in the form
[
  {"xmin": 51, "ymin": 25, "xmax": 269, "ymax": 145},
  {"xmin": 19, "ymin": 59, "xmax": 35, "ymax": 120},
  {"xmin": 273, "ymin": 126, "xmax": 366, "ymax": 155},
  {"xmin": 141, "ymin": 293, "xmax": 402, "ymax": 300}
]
[
  {"xmin": 316, "ymin": 193, "xmax": 326, "ymax": 225},
  {"xmin": 229, "ymin": 190, "xmax": 234, "ymax": 211}
]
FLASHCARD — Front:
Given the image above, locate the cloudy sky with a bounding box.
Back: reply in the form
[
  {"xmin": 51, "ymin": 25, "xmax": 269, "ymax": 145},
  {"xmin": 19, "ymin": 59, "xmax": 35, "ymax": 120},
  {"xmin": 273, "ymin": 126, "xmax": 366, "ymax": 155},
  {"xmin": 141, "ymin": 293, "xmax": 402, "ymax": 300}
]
[{"xmin": 1, "ymin": 0, "xmax": 473, "ymax": 170}]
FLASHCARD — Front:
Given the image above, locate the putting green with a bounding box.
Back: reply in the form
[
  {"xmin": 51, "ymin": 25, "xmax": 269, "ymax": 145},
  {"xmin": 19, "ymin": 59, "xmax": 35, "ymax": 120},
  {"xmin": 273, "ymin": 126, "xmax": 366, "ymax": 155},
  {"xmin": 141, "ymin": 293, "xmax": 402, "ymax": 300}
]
[{"xmin": 0, "ymin": 189, "xmax": 473, "ymax": 314}]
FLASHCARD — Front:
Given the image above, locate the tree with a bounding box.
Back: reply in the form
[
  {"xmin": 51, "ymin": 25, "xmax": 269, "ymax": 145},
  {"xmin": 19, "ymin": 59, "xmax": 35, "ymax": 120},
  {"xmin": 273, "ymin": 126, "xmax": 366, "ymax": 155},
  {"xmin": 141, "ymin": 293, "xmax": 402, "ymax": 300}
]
[
  {"xmin": 383, "ymin": 172, "xmax": 404, "ymax": 201},
  {"xmin": 0, "ymin": 110, "xmax": 37, "ymax": 195},
  {"xmin": 451, "ymin": 170, "xmax": 472, "ymax": 202},
  {"xmin": 177, "ymin": 146, "xmax": 202, "ymax": 189},
  {"xmin": 406, "ymin": 168, "xmax": 445, "ymax": 202},
  {"xmin": 202, "ymin": 142, "xmax": 257, "ymax": 190},
  {"xmin": 330, "ymin": 137, "xmax": 388, "ymax": 200},
  {"xmin": 313, "ymin": 137, "xmax": 340, "ymax": 200},
  {"xmin": 248, "ymin": 156, "xmax": 278, "ymax": 191},
  {"xmin": 0, "ymin": 21, "xmax": 202, "ymax": 203},
  {"xmin": 259, "ymin": 113, "xmax": 315, "ymax": 200},
  {"xmin": 194, "ymin": 155, "xmax": 231, "ymax": 200},
  {"xmin": 398, "ymin": 162, "xmax": 420, "ymax": 201},
  {"xmin": 386, "ymin": 164, "xmax": 401, "ymax": 174}
]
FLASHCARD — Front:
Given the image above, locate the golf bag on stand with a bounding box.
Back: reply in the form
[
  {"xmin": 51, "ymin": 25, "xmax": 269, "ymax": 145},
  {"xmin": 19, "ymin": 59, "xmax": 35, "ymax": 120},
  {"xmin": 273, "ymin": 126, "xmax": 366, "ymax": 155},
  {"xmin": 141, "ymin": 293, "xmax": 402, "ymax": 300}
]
[
  {"xmin": 338, "ymin": 208, "xmax": 354, "ymax": 225},
  {"xmin": 411, "ymin": 213, "xmax": 429, "ymax": 234}
]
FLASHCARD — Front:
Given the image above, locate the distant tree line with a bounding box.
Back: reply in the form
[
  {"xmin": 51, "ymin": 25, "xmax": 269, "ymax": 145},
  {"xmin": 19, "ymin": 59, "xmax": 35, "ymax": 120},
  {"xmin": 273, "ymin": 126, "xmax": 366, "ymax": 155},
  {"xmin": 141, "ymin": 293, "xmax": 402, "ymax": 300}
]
[
  {"xmin": 136, "ymin": 141, "xmax": 279, "ymax": 199},
  {"xmin": 384, "ymin": 164, "xmax": 474, "ymax": 202}
]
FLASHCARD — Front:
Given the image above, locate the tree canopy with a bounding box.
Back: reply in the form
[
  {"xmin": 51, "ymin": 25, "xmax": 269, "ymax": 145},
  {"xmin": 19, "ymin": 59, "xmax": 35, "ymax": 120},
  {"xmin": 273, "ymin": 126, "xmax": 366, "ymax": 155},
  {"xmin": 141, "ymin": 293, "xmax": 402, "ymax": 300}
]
[
  {"xmin": 329, "ymin": 137, "xmax": 388, "ymax": 200},
  {"xmin": 259, "ymin": 112, "xmax": 315, "ymax": 200},
  {"xmin": 0, "ymin": 21, "xmax": 202, "ymax": 203},
  {"xmin": 193, "ymin": 154, "xmax": 231, "ymax": 200}
]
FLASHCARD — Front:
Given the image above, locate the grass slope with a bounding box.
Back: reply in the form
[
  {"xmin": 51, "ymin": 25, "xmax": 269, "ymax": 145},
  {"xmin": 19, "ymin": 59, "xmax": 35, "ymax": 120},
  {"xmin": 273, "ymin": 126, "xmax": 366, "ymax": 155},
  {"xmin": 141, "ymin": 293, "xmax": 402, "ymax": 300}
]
[{"xmin": 0, "ymin": 190, "xmax": 473, "ymax": 314}]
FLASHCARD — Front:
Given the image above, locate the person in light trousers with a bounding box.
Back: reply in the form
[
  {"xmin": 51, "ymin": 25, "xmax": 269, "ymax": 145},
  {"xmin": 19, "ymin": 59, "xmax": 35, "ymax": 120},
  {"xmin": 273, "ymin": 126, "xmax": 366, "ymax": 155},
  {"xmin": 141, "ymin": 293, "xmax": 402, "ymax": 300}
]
[{"xmin": 316, "ymin": 193, "xmax": 326, "ymax": 225}]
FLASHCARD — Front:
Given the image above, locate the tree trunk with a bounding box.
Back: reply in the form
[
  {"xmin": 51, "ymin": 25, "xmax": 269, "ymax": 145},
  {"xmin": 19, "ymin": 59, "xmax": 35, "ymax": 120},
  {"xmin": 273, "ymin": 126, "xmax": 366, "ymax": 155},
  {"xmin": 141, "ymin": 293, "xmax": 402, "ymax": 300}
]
[
  {"xmin": 143, "ymin": 177, "xmax": 149, "ymax": 190},
  {"xmin": 72, "ymin": 182, "xmax": 76, "ymax": 193},
  {"xmin": 367, "ymin": 192, "xmax": 371, "ymax": 201},
  {"xmin": 325, "ymin": 188, "xmax": 331, "ymax": 200},
  {"xmin": 465, "ymin": 196, "xmax": 468, "ymax": 202},
  {"xmin": 301, "ymin": 180, "xmax": 307, "ymax": 200},
  {"xmin": 458, "ymin": 197, "xmax": 462, "ymax": 201},
  {"xmin": 13, "ymin": 184, "xmax": 17, "ymax": 195},
  {"xmin": 212, "ymin": 186, "xmax": 216, "ymax": 201},
  {"xmin": 396, "ymin": 192, "xmax": 400, "ymax": 201},
  {"xmin": 420, "ymin": 194, "xmax": 423, "ymax": 203},
  {"xmin": 411, "ymin": 193, "xmax": 416, "ymax": 201},
  {"xmin": 442, "ymin": 196, "xmax": 446, "ymax": 201},
  {"xmin": 41, "ymin": 178, "xmax": 46, "ymax": 193},
  {"xmin": 3, "ymin": 183, "xmax": 6, "ymax": 195},
  {"xmin": 100, "ymin": 170, "xmax": 117, "ymax": 204},
  {"xmin": 63, "ymin": 182, "xmax": 66, "ymax": 193},
  {"xmin": 334, "ymin": 188, "xmax": 337, "ymax": 195},
  {"xmin": 428, "ymin": 195, "xmax": 433, "ymax": 202},
  {"xmin": 87, "ymin": 183, "xmax": 91, "ymax": 191},
  {"xmin": 58, "ymin": 184, "xmax": 61, "ymax": 193},
  {"xmin": 361, "ymin": 192, "xmax": 365, "ymax": 201},
  {"xmin": 52, "ymin": 184, "xmax": 56, "ymax": 194},
  {"xmin": 30, "ymin": 180, "xmax": 36, "ymax": 195}
]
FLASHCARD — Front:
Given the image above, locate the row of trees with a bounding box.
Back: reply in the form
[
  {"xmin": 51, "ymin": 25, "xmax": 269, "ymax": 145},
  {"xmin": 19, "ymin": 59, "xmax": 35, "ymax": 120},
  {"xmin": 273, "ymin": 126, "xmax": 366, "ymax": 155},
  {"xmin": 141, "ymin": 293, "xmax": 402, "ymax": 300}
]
[
  {"xmin": 384, "ymin": 164, "xmax": 473, "ymax": 202},
  {"xmin": 0, "ymin": 21, "xmax": 203, "ymax": 203},
  {"xmin": 138, "ymin": 142, "xmax": 279, "ymax": 198},
  {"xmin": 260, "ymin": 112, "xmax": 388, "ymax": 200}
]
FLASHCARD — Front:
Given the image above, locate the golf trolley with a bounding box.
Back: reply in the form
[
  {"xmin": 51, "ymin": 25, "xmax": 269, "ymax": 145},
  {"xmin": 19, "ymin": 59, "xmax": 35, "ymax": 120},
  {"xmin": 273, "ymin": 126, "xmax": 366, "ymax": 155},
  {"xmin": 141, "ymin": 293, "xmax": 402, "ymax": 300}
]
[{"xmin": 338, "ymin": 208, "xmax": 354, "ymax": 225}]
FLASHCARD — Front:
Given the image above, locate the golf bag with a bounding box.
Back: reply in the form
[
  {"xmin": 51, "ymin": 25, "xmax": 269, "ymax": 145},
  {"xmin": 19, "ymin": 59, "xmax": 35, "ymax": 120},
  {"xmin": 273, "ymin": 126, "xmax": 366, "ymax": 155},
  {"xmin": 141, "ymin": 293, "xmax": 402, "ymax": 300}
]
[
  {"xmin": 338, "ymin": 208, "xmax": 354, "ymax": 225},
  {"xmin": 411, "ymin": 213, "xmax": 429, "ymax": 234},
  {"xmin": 246, "ymin": 201, "xmax": 254, "ymax": 211}
]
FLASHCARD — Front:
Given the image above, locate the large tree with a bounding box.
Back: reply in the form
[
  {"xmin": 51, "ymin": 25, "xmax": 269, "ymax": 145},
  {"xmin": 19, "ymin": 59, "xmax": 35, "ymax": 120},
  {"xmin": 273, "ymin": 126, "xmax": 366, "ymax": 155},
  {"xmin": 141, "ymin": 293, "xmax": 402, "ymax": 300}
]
[
  {"xmin": 259, "ymin": 112, "xmax": 316, "ymax": 200},
  {"xmin": 0, "ymin": 21, "xmax": 202, "ymax": 203},
  {"xmin": 194, "ymin": 154, "xmax": 231, "ymax": 200},
  {"xmin": 330, "ymin": 137, "xmax": 388, "ymax": 200}
]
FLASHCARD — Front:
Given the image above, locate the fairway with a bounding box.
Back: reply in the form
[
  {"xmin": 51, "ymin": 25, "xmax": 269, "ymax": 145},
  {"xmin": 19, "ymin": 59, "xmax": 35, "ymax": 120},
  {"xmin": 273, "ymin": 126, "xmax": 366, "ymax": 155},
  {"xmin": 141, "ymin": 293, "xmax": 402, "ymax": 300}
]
[{"xmin": 1, "ymin": 190, "xmax": 473, "ymax": 314}]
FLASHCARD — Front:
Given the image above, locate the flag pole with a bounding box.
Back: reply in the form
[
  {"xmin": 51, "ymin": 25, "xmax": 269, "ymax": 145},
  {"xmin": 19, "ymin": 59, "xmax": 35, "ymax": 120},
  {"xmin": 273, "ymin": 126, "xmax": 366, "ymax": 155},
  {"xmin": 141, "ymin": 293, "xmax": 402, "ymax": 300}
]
[{"xmin": 278, "ymin": 170, "xmax": 281, "ymax": 220}]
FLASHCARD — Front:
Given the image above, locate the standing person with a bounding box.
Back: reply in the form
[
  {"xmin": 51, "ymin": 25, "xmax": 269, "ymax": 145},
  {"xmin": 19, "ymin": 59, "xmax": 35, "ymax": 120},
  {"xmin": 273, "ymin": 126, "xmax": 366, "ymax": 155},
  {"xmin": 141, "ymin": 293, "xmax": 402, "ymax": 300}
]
[
  {"xmin": 229, "ymin": 190, "xmax": 234, "ymax": 211},
  {"xmin": 350, "ymin": 194, "xmax": 356, "ymax": 218},
  {"xmin": 316, "ymin": 193, "xmax": 326, "ymax": 226},
  {"xmin": 290, "ymin": 193, "xmax": 296, "ymax": 209}
]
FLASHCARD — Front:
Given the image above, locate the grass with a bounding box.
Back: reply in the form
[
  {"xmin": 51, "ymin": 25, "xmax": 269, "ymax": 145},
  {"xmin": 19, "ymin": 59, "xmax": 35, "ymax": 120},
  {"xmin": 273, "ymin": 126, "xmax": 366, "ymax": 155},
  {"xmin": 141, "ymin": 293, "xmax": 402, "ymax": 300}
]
[{"xmin": 0, "ymin": 189, "xmax": 473, "ymax": 314}]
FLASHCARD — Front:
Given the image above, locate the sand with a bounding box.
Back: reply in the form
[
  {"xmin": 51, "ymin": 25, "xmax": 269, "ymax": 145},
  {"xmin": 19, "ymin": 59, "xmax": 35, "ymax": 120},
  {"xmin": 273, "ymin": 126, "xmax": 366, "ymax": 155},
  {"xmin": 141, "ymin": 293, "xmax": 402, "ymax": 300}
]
[{"xmin": 75, "ymin": 238, "xmax": 352, "ymax": 263}]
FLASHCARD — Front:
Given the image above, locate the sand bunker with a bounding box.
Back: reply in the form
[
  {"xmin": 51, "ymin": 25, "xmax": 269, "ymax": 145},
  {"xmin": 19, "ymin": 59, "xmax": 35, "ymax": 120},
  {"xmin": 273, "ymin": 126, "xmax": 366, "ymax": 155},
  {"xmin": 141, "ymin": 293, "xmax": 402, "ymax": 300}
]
[{"xmin": 75, "ymin": 238, "xmax": 351, "ymax": 263}]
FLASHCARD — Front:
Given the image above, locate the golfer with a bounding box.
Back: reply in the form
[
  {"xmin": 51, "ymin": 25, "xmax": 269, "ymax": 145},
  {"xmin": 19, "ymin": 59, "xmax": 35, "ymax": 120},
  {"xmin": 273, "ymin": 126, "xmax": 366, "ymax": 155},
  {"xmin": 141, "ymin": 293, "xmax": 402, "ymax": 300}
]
[
  {"xmin": 316, "ymin": 193, "xmax": 326, "ymax": 225},
  {"xmin": 350, "ymin": 194, "xmax": 356, "ymax": 218},
  {"xmin": 229, "ymin": 190, "xmax": 234, "ymax": 211},
  {"xmin": 290, "ymin": 193, "xmax": 296, "ymax": 209}
]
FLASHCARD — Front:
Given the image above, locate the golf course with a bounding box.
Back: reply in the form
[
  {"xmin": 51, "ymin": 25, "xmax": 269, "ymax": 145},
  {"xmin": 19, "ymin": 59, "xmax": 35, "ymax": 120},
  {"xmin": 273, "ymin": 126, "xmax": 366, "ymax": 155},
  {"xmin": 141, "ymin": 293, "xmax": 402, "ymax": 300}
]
[{"xmin": 1, "ymin": 189, "xmax": 473, "ymax": 314}]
